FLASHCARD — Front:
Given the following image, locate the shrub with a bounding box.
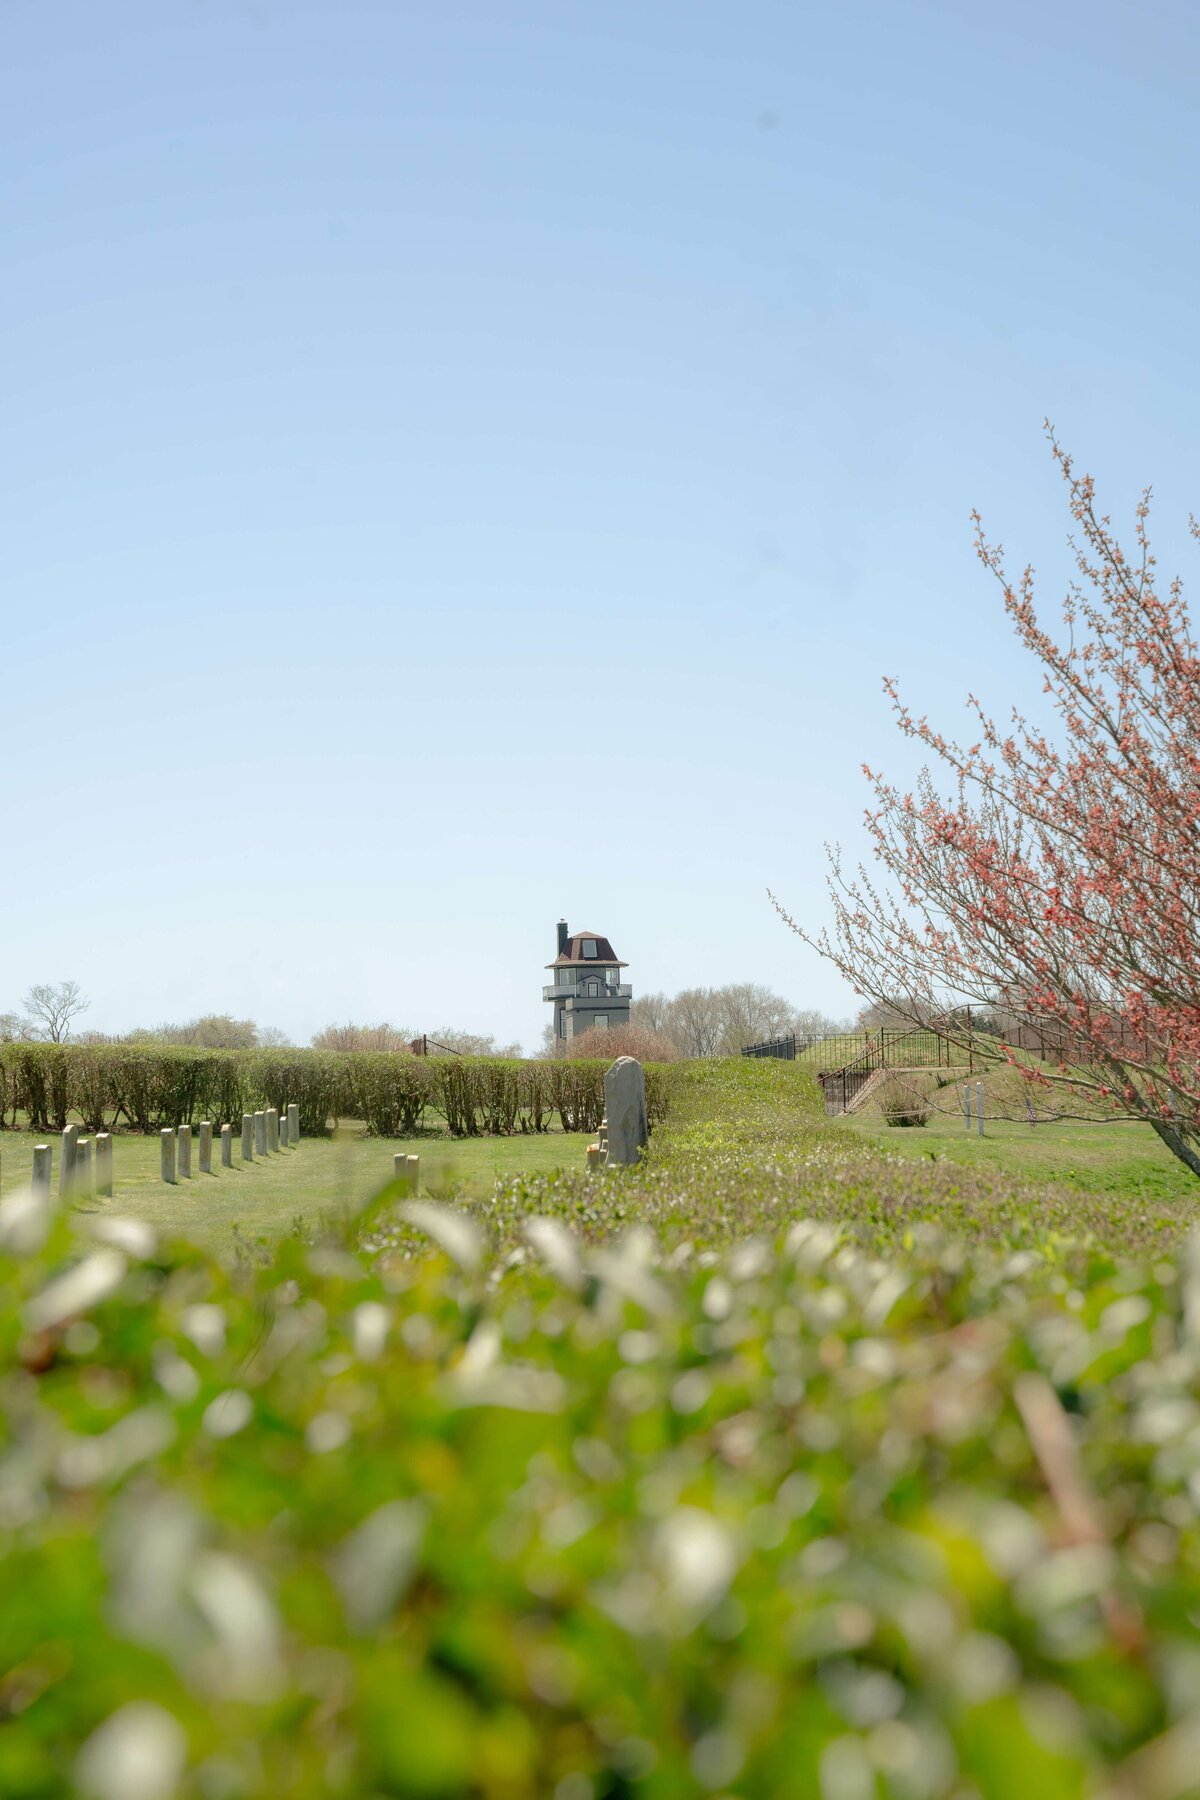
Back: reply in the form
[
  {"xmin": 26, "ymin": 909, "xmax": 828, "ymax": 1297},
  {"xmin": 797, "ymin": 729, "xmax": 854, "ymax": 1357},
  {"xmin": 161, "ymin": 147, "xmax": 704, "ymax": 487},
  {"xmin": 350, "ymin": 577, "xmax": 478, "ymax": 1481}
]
[
  {"xmin": 348, "ymin": 1053, "xmax": 431, "ymax": 1136},
  {"xmin": 310, "ymin": 1022, "xmax": 416, "ymax": 1053},
  {"xmin": 563, "ymin": 1022, "xmax": 679, "ymax": 1062},
  {"xmin": 879, "ymin": 1075, "xmax": 931, "ymax": 1127}
]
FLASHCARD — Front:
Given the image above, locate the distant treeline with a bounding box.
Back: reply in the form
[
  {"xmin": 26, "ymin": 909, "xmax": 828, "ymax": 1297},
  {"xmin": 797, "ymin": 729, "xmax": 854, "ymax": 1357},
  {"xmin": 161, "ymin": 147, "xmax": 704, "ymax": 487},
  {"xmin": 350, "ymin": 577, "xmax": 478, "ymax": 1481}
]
[
  {"xmin": 629, "ymin": 985, "xmax": 853, "ymax": 1058},
  {"xmin": 0, "ymin": 1042, "xmax": 673, "ymax": 1139}
]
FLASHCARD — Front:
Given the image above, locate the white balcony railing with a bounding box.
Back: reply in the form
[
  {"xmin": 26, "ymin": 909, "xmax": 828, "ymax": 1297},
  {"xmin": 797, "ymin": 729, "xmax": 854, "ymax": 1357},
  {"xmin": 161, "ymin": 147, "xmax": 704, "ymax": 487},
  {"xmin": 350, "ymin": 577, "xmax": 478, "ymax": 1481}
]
[{"xmin": 543, "ymin": 983, "xmax": 633, "ymax": 1002}]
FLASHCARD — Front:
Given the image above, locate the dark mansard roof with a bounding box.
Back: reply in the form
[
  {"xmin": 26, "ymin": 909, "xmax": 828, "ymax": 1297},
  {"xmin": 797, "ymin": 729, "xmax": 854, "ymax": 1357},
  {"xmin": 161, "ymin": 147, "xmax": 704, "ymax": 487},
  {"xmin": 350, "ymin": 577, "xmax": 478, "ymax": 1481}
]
[{"xmin": 545, "ymin": 931, "xmax": 627, "ymax": 970}]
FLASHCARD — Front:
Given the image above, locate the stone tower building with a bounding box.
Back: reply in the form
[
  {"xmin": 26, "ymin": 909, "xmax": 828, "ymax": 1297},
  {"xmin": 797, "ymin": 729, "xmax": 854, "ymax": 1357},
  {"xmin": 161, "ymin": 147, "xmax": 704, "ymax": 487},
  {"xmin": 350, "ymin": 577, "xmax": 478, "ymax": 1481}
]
[{"xmin": 543, "ymin": 920, "xmax": 632, "ymax": 1044}]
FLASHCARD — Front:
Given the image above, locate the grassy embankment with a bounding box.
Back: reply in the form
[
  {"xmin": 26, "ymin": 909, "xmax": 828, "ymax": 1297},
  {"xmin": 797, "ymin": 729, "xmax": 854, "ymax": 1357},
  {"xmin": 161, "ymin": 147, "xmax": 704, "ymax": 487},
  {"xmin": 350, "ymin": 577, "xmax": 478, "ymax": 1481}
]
[
  {"xmin": 453, "ymin": 1057, "xmax": 1200, "ymax": 1265},
  {"xmin": 849, "ymin": 1063, "xmax": 1199, "ymax": 1213}
]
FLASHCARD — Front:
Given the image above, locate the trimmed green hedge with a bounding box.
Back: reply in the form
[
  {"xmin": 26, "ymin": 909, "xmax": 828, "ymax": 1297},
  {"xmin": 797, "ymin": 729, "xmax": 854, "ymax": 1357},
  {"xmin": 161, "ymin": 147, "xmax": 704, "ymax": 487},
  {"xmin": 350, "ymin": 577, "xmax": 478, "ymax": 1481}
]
[{"xmin": 0, "ymin": 1043, "xmax": 673, "ymax": 1139}]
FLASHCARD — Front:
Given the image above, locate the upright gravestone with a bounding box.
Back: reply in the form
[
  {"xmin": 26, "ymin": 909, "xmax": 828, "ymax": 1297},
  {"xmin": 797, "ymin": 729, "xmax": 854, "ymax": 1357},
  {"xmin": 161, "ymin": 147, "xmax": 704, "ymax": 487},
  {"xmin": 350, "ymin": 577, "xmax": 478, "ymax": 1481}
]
[
  {"xmin": 279, "ymin": 1112, "xmax": 290, "ymax": 1149},
  {"xmin": 242, "ymin": 1114, "xmax": 254, "ymax": 1160},
  {"xmin": 32, "ymin": 1143, "xmax": 52, "ymax": 1200},
  {"xmin": 221, "ymin": 1123, "xmax": 233, "ymax": 1167},
  {"xmin": 177, "ymin": 1124, "xmax": 192, "ymax": 1179},
  {"xmin": 603, "ymin": 1057, "xmax": 648, "ymax": 1167},
  {"xmin": 76, "ymin": 1138, "xmax": 94, "ymax": 1196},
  {"xmin": 95, "ymin": 1132, "xmax": 113, "ymax": 1198},
  {"xmin": 161, "ymin": 1128, "xmax": 176, "ymax": 1184},
  {"xmin": 254, "ymin": 1111, "xmax": 267, "ymax": 1157},
  {"xmin": 59, "ymin": 1124, "xmax": 79, "ymax": 1196},
  {"xmin": 266, "ymin": 1107, "xmax": 279, "ymax": 1153},
  {"xmin": 198, "ymin": 1120, "xmax": 212, "ymax": 1174},
  {"xmin": 287, "ymin": 1102, "xmax": 299, "ymax": 1145}
]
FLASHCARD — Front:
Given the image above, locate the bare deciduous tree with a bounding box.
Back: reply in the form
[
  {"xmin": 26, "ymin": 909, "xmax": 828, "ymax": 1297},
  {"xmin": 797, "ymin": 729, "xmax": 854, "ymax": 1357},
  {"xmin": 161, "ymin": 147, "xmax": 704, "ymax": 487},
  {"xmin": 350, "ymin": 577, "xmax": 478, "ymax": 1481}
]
[
  {"xmin": 855, "ymin": 996, "xmax": 939, "ymax": 1029},
  {"xmin": 311, "ymin": 1022, "xmax": 416, "ymax": 1053},
  {"xmin": 426, "ymin": 1027, "xmax": 523, "ymax": 1058},
  {"xmin": 631, "ymin": 985, "xmax": 849, "ymax": 1057},
  {"xmin": 23, "ymin": 980, "xmax": 89, "ymax": 1042},
  {"xmin": 630, "ymin": 992, "xmax": 674, "ymax": 1035},
  {"xmin": 791, "ymin": 1007, "xmax": 855, "ymax": 1039},
  {"xmin": 714, "ymin": 982, "xmax": 796, "ymax": 1053},
  {"xmin": 126, "ymin": 1014, "xmax": 260, "ymax": 1049},
  {"xmin": 667, "ymin": 988, "xmax": 724, "ymax": 1059}
]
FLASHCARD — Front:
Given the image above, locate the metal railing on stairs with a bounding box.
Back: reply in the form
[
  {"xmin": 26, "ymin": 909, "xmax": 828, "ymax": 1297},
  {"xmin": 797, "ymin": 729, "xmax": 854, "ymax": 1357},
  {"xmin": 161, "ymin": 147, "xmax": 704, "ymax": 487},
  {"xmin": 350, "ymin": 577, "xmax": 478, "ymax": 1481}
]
[{"xmin": 741, "ymin": 1020, "xmax": 986, "ymax": 1114}]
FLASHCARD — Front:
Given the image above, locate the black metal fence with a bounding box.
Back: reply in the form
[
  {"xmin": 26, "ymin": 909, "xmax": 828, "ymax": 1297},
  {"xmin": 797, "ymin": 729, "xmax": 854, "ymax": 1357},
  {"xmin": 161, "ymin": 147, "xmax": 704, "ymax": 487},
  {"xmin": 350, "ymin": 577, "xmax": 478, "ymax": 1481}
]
[
  {"xmin": 741, "ymin": 1027, "xmax": 961, "ymax": 1074},
  {"xmin": 742, "ymin": 1015, "xmax": 1139, "ymax": 1116},
  {"xmin": 741, "ymin": 1034, "xmax": 800, "ymax": 1061},
  {"xmin": 818, "ymin": 1066, "xmax": 877, "ymax": 1113}
]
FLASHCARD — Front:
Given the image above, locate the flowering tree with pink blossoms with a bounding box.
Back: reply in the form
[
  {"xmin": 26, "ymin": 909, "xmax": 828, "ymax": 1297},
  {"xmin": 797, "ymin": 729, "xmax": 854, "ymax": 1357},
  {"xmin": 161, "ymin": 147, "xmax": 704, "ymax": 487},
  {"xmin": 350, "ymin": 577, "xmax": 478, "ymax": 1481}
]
[{"xmin": 775, "ymin": 429, "xmax": 1200, "ymax": 1178}]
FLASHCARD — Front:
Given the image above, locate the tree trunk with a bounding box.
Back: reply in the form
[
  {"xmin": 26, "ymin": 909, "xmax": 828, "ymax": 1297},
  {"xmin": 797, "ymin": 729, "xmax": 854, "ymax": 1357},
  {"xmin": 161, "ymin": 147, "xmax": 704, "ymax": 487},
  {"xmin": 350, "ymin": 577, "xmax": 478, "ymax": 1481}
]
[{"xmin": 1150, "ymin": 1119, "xmax": 1200, "ymax": 1181}]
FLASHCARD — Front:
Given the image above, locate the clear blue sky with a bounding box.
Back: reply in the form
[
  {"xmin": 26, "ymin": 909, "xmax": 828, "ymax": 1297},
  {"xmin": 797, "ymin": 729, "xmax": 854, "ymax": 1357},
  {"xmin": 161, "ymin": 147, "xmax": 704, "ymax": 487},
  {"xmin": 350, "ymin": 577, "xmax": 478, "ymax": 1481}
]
[{"xmin": 5, "ymin": 0, "xmax": 1200, "ymax": 1050}]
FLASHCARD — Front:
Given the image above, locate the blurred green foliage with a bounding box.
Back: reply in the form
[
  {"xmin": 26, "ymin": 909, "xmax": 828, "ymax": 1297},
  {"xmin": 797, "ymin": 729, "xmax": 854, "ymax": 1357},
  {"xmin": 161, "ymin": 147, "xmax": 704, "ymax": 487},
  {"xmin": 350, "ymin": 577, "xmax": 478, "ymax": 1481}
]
[{"xmin": 1, "ymin": 1061, "xmax": 1199, "ymax": 1797}]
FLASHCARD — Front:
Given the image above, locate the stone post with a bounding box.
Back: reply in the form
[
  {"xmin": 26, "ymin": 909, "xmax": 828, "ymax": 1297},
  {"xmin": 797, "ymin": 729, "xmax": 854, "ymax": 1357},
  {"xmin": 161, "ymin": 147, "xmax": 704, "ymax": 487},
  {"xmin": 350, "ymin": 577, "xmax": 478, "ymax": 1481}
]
[
  {"xmin": 266, "ymin": 1107, "xmax": 279, "ymax": 1153},
  {"xmin": 279, "ymin": 1112, "xmax": 290, "ymax": 1148},
  {"xmin": 198, "ymin": 1120, "xmax": 212, "ymax": 1174},
  {"xmin": 406, "ymin": 1154, "xmax": 420, "ymax": 1188},
  {"xmin": 177, "ymin": 1124, "xmax": 192, "ymax": 1179},
  {"xmin": 76, "ymin": 1138, "xmax": 94, "ymax": 1196},
  {"xmin": 602, "ymin": 1058, "xmax": 648, "ymax": 1167},
  {"xmin": 95, "ymin": 1132, "xmax": 113, "ymax": 1198},
  {"xmin": 254, "ymin": 1111, "xmax": 267, "ymax": 1157},
  {"xmin": 221, "ymin": 1123, "xmax": 233, "ymax": 1167},
  {"xmin": 59, "ymin": 1124, "xmax": 79, "ymax": 1196},
  {"xmin": 242, "ymin": 1114, "xmax": 254, "ymax": 1160},
  {"xmin": 32, "ymin": 1143, "xmax": 52, "ymax": 1199},
  {"xmin": 393, "ymin": 1152, "xmax": 411, "ymax": 1187},
  {"xmin": 161, "ymin": 1128, "xmax": 176, "ymax": 1184},
  {"xmin": 287, "ymin": 1102, "xmax": 299, "ymax": 1145}
]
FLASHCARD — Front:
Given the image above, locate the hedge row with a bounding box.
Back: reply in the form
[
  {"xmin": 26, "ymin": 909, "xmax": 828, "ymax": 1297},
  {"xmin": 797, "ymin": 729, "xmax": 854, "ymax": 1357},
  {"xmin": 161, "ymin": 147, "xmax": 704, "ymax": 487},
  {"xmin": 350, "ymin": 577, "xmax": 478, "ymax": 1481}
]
[{"xmin": 0, "ymin": 1043, "xmax": 673, "ymax": 1139}]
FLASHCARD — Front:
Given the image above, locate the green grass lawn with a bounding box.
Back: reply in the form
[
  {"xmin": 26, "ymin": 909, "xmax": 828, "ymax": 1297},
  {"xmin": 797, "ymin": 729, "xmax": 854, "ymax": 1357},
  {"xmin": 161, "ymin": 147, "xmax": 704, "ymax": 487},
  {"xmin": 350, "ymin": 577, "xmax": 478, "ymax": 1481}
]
[
  {"xmin": 0, "ymin": 1122, "xmax": 592, "ymax": 1252},
  {"xmin": 848, "ymin": 1088, "xmax": 1199, "ymax": 1206}
]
